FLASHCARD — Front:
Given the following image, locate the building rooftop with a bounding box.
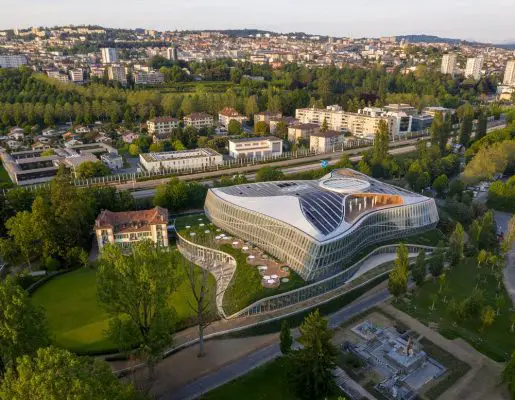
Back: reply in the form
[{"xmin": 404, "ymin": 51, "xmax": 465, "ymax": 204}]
[
  {"xmin": 229, "ymin": 136, "xmax": 282, "ymax": 144},
  {"xmin": 310, "ymin": 130, "xmax": 342, "ymax": 138},
  {"xmin": 95, "ymin": 207, "xmax": 168, "ymax": 233},
  {"xmin": 290, "ymin": 123, "xmax": 320, "ymax": 130},
  {"xmin": 149, "ymin": 116, "xmax": 179, "ymax": 124},
  {"xmin": 184, "ymin": 112, "xmax": 213, "ymax": 120},
  {"xmin": 139, "ymin": 148, "xmax": 221, "ymax": 162},
  {"xmin": 210, "ymin": 169, "xmax": 428, "ymax": 243}
]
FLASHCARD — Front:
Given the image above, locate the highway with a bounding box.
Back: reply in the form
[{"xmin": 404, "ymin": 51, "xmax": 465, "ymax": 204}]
[{"xmin": 130, "ymin": 141, "xmax": 419, "ymax": 200}]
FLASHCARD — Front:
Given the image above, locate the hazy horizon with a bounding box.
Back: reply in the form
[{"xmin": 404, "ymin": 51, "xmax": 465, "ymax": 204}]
[{"xmin": 3, "ymin": 0, "xmax": 515, "ymax": 44}]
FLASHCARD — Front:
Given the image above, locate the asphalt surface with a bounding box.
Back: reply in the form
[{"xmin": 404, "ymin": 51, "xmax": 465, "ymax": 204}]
[
  {"xmin": 495, "ymin": 210, "xmax": 515, "ymax": 306},
  {"xmin": 162, "ymin": 288, "xmax": 390, "ymax": 400}
]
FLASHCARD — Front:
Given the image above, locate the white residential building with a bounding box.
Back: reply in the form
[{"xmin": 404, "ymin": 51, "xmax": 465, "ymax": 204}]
[
  {"xmin": 147, "ymin": 117, "xmax": 179, "ymax": 135},
  {"xmin": 100, "ymin": 152, "xmax": 124, "ymax": 170},
  {"xmin": 218, "ymin": 107, "xmax": 248, "ymax": 128},
  {"xmin": 107, "ymin": 65, "xmax": 127, "ymax": 85},
  {"xmin": 228, "ymin": 137, "xmax": 283, "ymax": 159},
  {"xmin": 101, "ymin": 48, "xmax": 117, "ymax": 64},
  {"xmin": 166, "ymin": 46, "xmax": 178, "ymax": 61},
  {"xmin": 69, "ymin": 68, "xmax": 84, "ymax": 83},
  {"xmin": 139, "ymin": 148, "xmax": 223, "ymax": 172},
  {"xmin": 465, "ymin": 57, "xmax": 483, "ymax": 80},
  {"xmin": 503, "ymin": 60, "xmax": 515, "ymax": 86},
  {"xmin": 0, "ymin": 55, "xmax": 27, "ymax": 68},
  {"xmin": 184, "ymin": 113, "xmax": 215, "ymax": 129},
  {"xmin": 309, "ymin": 130, "xmax": 345, "ymax": 153},
  {"xmin": 441, "ymin": 53, "xmax": 457, "ymax": 76},
  {"xmin": 134, "ymin": 71, "xmax": 165, "ymax": 85}
]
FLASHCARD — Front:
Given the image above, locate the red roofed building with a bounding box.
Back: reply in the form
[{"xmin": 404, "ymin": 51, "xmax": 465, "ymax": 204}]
[
  {"xmin": 218, "ymin": 107, "xmax": 247, "ymax": 128},
  {"xmin": 94, "ymin": 207, "xmax": 169, "ymax": 250}
]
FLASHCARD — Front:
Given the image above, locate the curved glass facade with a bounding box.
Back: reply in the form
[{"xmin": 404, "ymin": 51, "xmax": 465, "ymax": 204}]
[{"xmin": 204, "ymin": 169, "xmax": 439, "ymax": 281}]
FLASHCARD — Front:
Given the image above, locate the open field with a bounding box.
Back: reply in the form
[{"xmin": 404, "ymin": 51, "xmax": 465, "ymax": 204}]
[
  {"xmin": 31, "ymin": 261, "xmax": 216, "ymax": 354},
  {"xmin": 396, "ymin": 258, "xmax": 514, "ymax": 362},
  {"xmin": 200, "ymin": 357, "xmax": 343, "ymax": 400}
]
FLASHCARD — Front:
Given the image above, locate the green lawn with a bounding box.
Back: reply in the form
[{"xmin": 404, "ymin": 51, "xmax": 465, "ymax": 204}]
[
  {"xmin": 397, "ymin": 258, "xmax": 514, "ymax": 362},
  {"xmin": 221, "ymin": 244, "xmax": 306, "ymax": 316},
  {"xmin": 200, "ymin": 357, "xmax": 342, "ymax": 400},
  {"xmin": 31, "ymin": 258, "xmax": 216, "ymax": 354},
  {"xmin": 0, "ymin": 162, "xmax": 13, "ymax": 188}
]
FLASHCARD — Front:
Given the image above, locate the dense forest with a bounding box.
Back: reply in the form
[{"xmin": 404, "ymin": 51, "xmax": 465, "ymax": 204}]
[{"xmin": 0, "ymin": 61, "xmax": 499, "ymax": 132}]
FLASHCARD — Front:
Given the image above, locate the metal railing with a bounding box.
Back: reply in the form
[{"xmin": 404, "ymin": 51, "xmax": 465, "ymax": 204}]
[
  {"xmin": 227, "ymin": 244, "xmax": 435, "ymax": 319},
  {"xmin": 176, "ymin": 232, "xmax": 436, "ymax": 320}
]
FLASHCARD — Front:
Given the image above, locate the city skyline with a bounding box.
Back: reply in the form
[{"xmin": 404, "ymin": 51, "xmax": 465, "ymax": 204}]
[{"xmin": 3, "ymin": 0, "xmax": 515, "ymax": 44}]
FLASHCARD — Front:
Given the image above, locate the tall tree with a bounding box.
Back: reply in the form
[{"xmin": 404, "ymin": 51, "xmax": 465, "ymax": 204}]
[
  {"xmin": 372, "ymin": 119, "xmax": 389, "ymax": 164},
  {"xmin": 459, "ymin": 114, "xmax": 473, "ymax": 147},
  {"xmin": 430, "ymin": 112, "xmax": 446, "ymax": 154},
  {"xmin": 0, "ymin": 277, "xmax": 50, "ymax": 372},
  {"xmin": 5, "ymin": 211, "xmax": 38, "ymax": 268},
  {"xmin": 280, "ymin": 320, "xmax": 293, "ymax": 355},
  {"xmin": 476, "ymin": 112, "xmax": 488, "ymax": 140},
  {"xmin": 183, "ymin": 260, "xmax": 216, "ymax": 358},
  {"xmin": 448, "ymin": 223, "xmax": 465, "ymax": 265},
  {"xmin": 0, "ymin": 347, "xmax": 140, "ymax": 400},
  {"xmin": 288, "ymin": 310, "xmax": 337, "ymax": 400},
  {"xmin": 412, "ymin": 249, "xmax": 426, "ymax": 287},
  {"xmin": 97, "ymin": 242, "xmax": 179, "ymax": 378}
]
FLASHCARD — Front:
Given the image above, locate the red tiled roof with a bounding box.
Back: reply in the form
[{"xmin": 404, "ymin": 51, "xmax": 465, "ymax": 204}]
[
  {"xmin": 185, "ymin": 112, "xmax": 213, "ymax": 120},
  {"xmin": 150, "ymin": 116, "xmax": 178, "ymax": 124},
  {"xmin": 219, "ymin": 107, "xmax": 244, "ymax": 117},
  {"xmin": 94, "ymin": 207, "xmax": 168, "ymax": 232}
]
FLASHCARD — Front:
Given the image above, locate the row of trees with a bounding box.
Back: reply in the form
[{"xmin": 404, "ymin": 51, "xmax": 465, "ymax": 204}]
[{"xmin": 0, "ymin": 62, "xmax": 501, "ymax": 132}]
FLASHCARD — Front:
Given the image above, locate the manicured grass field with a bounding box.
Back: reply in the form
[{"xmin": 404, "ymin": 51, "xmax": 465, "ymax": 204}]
[
  {"xmin": 30, "ymin": 268, "xmax": 113, "ymax": 354},
  {"xmin": 31, "ymin": 260, "xmax": 216, "ymax": 354},
  {"xmin": 200, "ymin": 357, "xmax": 342, "ymax": 400},
  {"xmin": 397, "ymin": 258, "xmax": 514, "ymax": 362}
]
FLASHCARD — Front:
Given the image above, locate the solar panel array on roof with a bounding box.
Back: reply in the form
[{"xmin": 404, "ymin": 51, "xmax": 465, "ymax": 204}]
[{"xmin": 299, "ymin": 191, "xmax": 345, "ymax": 236}]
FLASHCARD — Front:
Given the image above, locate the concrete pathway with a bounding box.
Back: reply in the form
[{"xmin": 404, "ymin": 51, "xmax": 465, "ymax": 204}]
[
  {"xmin": 157, "ymin": 284, "xmax": 391, "ymax": 400},
  {"xmin": 379, "ymin": 304, "xmax": 509, "ymax": 400}
]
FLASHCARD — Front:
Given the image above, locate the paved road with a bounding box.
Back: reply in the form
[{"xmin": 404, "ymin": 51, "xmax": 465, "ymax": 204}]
[
  {"xmin": 131, "ymin": 143, "xmax": 419, "ymax": 200},
  {"xmin": 495, "ymin": 211, "xmax": 515, "ymax": 306},
  {"xmin": 162, "ymin": 287, "xmax": 390, "ymax": 400}
]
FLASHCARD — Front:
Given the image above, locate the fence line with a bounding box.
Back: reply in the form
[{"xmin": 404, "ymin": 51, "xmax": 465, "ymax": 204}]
[
  {"xmin": 176, "ymin": 232, "xmax": 436, "ymax": 319},
  {"xmin": 2, "ymin": 131, "xmax": 435, "ymax": 194}
]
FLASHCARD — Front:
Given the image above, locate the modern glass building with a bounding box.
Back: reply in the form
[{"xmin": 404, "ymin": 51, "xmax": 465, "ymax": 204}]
[{"xmin": 205, "ymin": 169, "xmax": 439, "ymax": 281}]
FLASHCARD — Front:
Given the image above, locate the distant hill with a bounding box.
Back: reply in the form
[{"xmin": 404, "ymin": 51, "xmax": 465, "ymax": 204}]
[{"xmin": 397, "ymin": 34, "xmax": 515, "ymax": 49}]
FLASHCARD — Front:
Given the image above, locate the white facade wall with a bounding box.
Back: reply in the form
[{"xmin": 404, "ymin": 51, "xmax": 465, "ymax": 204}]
[
  {"xmin": 139, "ymin": 149, "xmax": 223, "ymax": 172},
  {"xmin": 229, "ymin": 138, "xmax": 283, "ymax": 159}
]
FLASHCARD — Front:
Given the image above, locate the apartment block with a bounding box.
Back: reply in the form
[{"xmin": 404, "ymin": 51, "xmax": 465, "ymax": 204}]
[
  {"xmin": 309, "ymin": 130, "xmax": 345, "ymax": 153},
  {"xmin": 441, "ymin": 53, "xmax": 457, "ymax": 75},
  {"xmin": 134, "ymin": 70, "xmax": 165, "ymax": 85},
  {"xmin": 147, "ymin": 116, "xmax": 179, "ymax": 135},
  {"xmin": 107, "ymin": 65, "xmax": 127, "ymax": 85},
  {"xmin": 218, "ymin": 107, "xmax": 248, "ymax": 128},
  {"xmin": 100, "ymin": 47, "xmax": 117, "ymax": 64},
  {"xmin": 465, "ymin": 57, "xmax": 483, "ymax": 80},
  {"xmin": 184, "ymin": 112, "xmax": 215, "ymax": 129},
  {"xmin": 0, "ymin": 55, "xmax": 27, "ymax": 68},
  {"xmin": 503, "ymin": 60, "xmax": 515, "ymax": 86},
  {"xmin": 288, "ymin": 123, "xmax": 320, "ymax": 142}
]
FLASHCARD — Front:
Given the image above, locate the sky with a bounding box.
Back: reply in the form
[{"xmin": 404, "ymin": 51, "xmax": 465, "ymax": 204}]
[{"xmin": 2, "ymin": 0, "xmax": 515, "ymax": 43}]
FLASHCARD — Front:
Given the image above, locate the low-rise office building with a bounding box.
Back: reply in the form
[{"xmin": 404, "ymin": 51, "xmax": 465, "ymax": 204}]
[
  {"xmin": 0, "ymin": 143, "xmax": 118, "ymax": 185},
  {"xmin": 309, "ymin": 130, "xmax": 345, "ymax": 153},
  {"xmin": 147, "ymin": 116, "xmax": 179, "ymax": 136},
  {"xmin": 218, "ymin": 107, "xmax": 247, "ymax": 128},
  {"xmin": 101, "ymin": 152, "xmax": 124, "ymax": 170},
  {"xmin": 228, "ymin": 136, "xmax": 283, "ymax": 159},
  {"xmin": 94, "ymin": 207, "xmax": 169, "ymax": 250},
  {"xmin": 139, "ymin": 148, "xmax": 223, "ymax": 172},
  {"xmin": 184, "ymin": 112, "xmax": 215, "ymax": 129}
]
